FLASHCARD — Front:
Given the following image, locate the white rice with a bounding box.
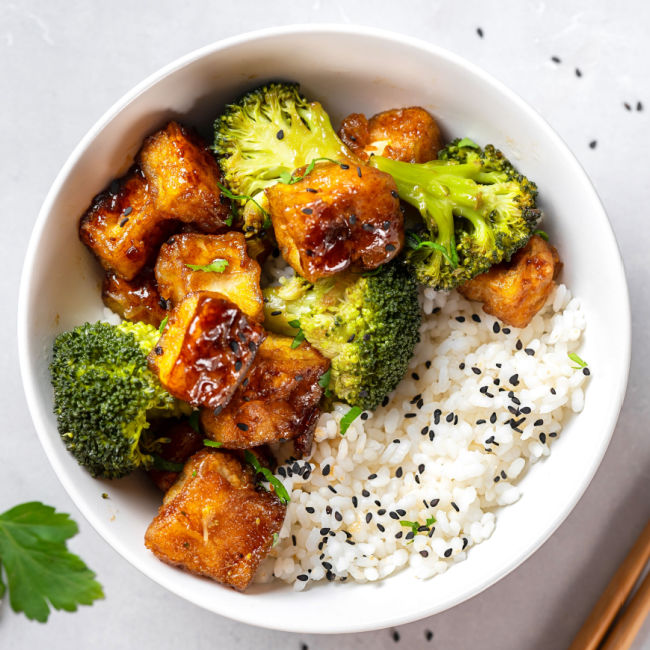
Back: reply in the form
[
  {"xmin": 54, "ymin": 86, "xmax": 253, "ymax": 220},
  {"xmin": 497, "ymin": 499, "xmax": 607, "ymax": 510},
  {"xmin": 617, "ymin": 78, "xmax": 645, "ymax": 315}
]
[{"xmin": 255, "ymin": 282, "xmax": 589, "ymax": 589}]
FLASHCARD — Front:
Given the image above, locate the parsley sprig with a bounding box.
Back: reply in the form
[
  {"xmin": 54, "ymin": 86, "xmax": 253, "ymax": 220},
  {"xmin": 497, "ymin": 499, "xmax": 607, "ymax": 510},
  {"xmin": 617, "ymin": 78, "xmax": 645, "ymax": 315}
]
[
  {"xmin": 186, "ymin": 258, "xmax": 228, "ymax": 273},
  {"xmin": 243, "ymin": 451, "xmax": 290, "ymax": 504},
  {"xmin": 399, "ymin": 516, "xmax": 437, "ymax": 542},
  {"xmin": 568, "ymin": 352, "xmax": 588, "ymax": 369},
  {"xmin": 340, "ymin": 406, "xmax": 363, "ymax": 435},
  {"xmin": 0, "ymin": 502, "xmax": 103, "ymax": 622},
  {"xmin": 533, "ymin": 229, "xmax": 549, "ymax": 241},
  {"xmin": 216, "ymin": 181, "xmax": 271, "ymax": 229},
  {"xmin": 288, "ymin": 319, "xmax": 305, "ymax": 349},
  {"xmin": 278, "ymin": 157, "xmax": 347, "ymax": 185}
]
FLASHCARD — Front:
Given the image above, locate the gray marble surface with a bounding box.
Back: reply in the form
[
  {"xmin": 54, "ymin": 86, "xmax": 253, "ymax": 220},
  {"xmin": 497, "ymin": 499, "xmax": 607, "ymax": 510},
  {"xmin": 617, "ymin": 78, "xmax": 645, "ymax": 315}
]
[{"xmin": 2, "ymin": 1, "xmax": 649, "ymax": 647}]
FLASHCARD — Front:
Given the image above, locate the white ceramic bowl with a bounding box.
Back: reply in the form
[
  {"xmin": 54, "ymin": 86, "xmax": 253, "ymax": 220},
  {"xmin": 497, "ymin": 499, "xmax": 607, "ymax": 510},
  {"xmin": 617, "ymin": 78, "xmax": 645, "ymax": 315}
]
[{"xmin": 18, "ymin": 25, "xmax": 630, "ymax": 634}]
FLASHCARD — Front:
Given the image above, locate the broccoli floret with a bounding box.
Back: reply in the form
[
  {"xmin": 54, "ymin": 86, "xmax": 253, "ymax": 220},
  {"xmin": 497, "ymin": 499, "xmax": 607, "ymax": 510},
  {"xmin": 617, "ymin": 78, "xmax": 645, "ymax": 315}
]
[
  {"xmin": 213, "ymin": 82, "xmax": 353, "ymax": 227},
  {"xmin": 370, "ymin": 138, "xmax": 540, "ymax": 290},
  {"xmin": 263, "ymin": 261, "xmax": 421, "ymax": 410},
  {"xmin": 50, "ymin": 321, "xmax": 187, "ymax": 479}
]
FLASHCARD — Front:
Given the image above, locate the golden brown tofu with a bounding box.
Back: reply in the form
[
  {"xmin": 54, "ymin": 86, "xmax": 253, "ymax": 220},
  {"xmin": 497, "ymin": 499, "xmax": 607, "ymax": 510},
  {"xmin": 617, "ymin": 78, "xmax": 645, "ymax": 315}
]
[
  {"xmin": 148, "ymin": 292, "xmax": 266, "ymax": 409},
  {"xmin": 144, "ymin": 449, "xmax": 286, "ymax": 591},
  {"xmin": 459, "ymin": 235, "xmax": 562, "ymax": 328},
  {"xmin": 139, "ymin": 121, "xmax": 231, "ymax": 233},
  {"xmin": 147, "ymin": 420, "xmax": 205, "ymax": 492},
  {"xmin": 266, "ymin": 162, "xmax": 403, "ymax": 282},
  {"xmin": 200, "ymin": 333, "xmax": 329, "ymax": 454},
  {"xmin": 102, "ymin": 268, "xmax": 168, "ymax": 327},
  {"xmin": 154, "ymin": 232, "xmax": 264, "ymax": 321},
  {"xmin": 79, "ymin": 169, "xmax": 176, "ymax": 280},
  {"xmin": 339, "ymin": 107, "xmax": 441, "ymax": 163}
]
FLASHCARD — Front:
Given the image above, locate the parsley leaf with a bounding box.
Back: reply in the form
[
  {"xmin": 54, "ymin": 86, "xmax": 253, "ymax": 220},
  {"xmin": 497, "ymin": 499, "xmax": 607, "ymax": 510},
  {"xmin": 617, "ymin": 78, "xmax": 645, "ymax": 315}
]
[
  {"xmin": 318, "ymin": 368, "xmax": 331, "ymax": 389},
  {"xmin": 271, "ymin": 532, "xmax": 280, "ymax": 548},
  {"xmin": 158, "ymin": 315, "xmax": 169, "ymax": 334},
  {"xmin": 340, "ymin": 406, "xmax": 363, "ymax": 435},
  {"xmin": 279, "ymin": 157, "xmax": 346, "ymax": 185},
  {"xmin": 216, "ymin": 182, "xmax": 271, "ymax": 229},
  {"xmin": 534, "ymin": 229, "xmax": 550, "ymax": 241},
  {"xmin": 186, "ymin": 258, "xmax": 228, "ymax": 273},
  {"xmin": 243, "ymin": 451, "xmax": 290, "ymax": 504},
  {"xmin": 406, "ymin": 232, "xmax": 457, "ymax": 267},
  {"xmin": 203, "ymin": 439, "xmax": 223, "ymax": 448},
  {"xmin": 0, "ymin": 502, "xmax": 103, "ymax": 622},
  {"xmin": 568, "ymin": 352, "xmax": 588, "ymax": 369}
]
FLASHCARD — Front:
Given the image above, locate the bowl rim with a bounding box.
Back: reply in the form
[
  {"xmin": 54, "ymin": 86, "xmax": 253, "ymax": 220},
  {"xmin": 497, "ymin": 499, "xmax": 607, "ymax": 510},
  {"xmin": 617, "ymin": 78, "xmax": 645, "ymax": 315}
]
[{"xmin": 17, "ymin": 23, "xmax": 631, "ymax": 634}]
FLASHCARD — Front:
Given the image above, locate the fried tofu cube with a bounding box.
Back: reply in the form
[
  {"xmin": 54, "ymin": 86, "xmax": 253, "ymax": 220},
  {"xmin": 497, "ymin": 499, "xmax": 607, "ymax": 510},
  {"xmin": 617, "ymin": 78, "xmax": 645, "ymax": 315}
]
[
  {"xmin": 144, "ymin": 449, "xmax": 286, "ymax": 591},
  {"xmin": 147, "ymin": 420, "xmax": 205, "ymax": 492},
  {"xmin": 459, "ymin": 235, "xmax": 562, "ymax": 328},
  {"xmin": 154, "ymin": 232, "xmax": 264, "ymax": 321},
  {"xmin": 79, "ymin": 169, "xmax": 176, "ymax": 280},
  {"xmin": 139, "ymin": 121, "xmax": 230, "ymax": 233},
  {"xmin": 102, "ymin": 267, "xmax": 168, "ymax": 327},
  {"xmin": 148, "ymin": 291, "xmax": 266, "ymax": 409},
  {"xmin": 266, "ymin": 162, "xmax": 403, "ymax": 282},
  {"xmin": 339, "ymin": 107, "xmax": 441, "ymax": 163},
  {"xmin": 200, "ymin": 333, "xmax": 329, "ymax": 454}
]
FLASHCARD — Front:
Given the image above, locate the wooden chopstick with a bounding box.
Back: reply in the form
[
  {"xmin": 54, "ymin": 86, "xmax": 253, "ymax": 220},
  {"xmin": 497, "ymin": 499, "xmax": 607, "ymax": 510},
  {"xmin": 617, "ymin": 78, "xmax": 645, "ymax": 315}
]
[
  {"xmin": 568, "ymin": 520, "xmax": 650, "ymax": 650},
  {"xmin": 600, "ymin": 571, "xmax": 650, "ymax": 650}
]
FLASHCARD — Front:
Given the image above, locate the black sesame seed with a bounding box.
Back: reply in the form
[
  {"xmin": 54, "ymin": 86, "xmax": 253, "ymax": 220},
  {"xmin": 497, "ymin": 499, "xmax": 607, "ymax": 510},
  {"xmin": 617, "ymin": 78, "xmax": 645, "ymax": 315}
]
[
  {"xmin": 637, "ymin": 101, "xmax": 644, "ymax": 111},
  {"xmin": 154, "ymin": 346, "xmax": 163, "ymax": 356},
  {"xmin": 446, "ymin": 412, "xmax": 455, "ymax": 423},
  {"xmin": 326, "ymin": 505, "xmax": 332, "ymax": 515},
  {"xmin": 397, "ymin": 509, "xmax": 406, "ymax": 516},
  {"xmin": 345, "ymin": 539, "xmax": 355, "ymax": 545},
  {"xmin": 383, "ymin": 221, "xmax": 391, "ymax": 230},
  {"xmin": 357, "ymin": 166, "xmax": 362, "ymax": 178},
  {"xmin": 444, "ymin": 548, "xmax": 453, "ymax": 558},
  {"xmin": 476, "ymin": 419, "xmax": 486, "ymax": 425},
  {"xmin": 340, "ymin": 163, "xmax": 350, "ymax": 170},
  {"xmin": 377, "ymin": 523, "xmax": 385, "ymax": 532},
  {"xmin": 276, "ymin": 129, "xmax": 284, "ymax": 140},
  {"xmin": 550, "ymin": 432, "xmax": 558, "ymax": 438},
  {"xmin": 389, "ymin": 511, "xmax": 399, "ymax": 520},
  {"xmin": 395, "ymin": 531, "xmax": 403, "ymax": 539},
  {"xmin": 378, "ymin": 508, "xmax": 387, "ymax": 516},
  {"xmin": 510, "ymin": 417, "xmax": 525, "ymax": 430},
  {"xmin": 118, "ymin": 216, "xmax": 129, "ymax": 227},
  {"xmin": 346, "ymin": 333, "xmax": 356, "ymax": 343},
  {"xmin": 320, "ymin": 527, "xmax": 330, "ymax": 535},
  {"xmin": 496, "ymin": 363, "xmax": 502, "ymax": 368},
  {"xmin": 326, "ymin": 570, "xmax": 335, "ymax": 581},
  {"xmin": 511, "ymin": 395, "xmax": 521, "ymax": 405},
  {"xmin": 490, "ymin": 412, "xmax": 497, "ymax": 424},
  {"xmin": 382, "ymin": 396, "xmax": 390, "ymax": 407},
  {"xmin": 451, "ymin": 501, "xmax": 459, "ymax": 512},
  {"xmin": 396, "ymin": 467, "xmax": 403, "ymax": 478},
  {"xmin": 301, "ymin": 208, "xmax": 313, "ymax": 215},
  {"xmin": 472, "ymin": 314, "xmax": 481, "ymax": 322},
  {"xmin": 480, "ymin": 386, "xmax": 489, "ymax": 395},
  {"xmin": 456, "ymin": 316, "xmax": 466, "ymax": 323},
  {"xmin": 362, "ymin": 489, "xmax": 370, "ymax": 497},
  {"xmin": 525, "ymin": 348, "xmax": 535, "ymax": 356},
  {"xmin": 624, "ymin": 101, "xmax": 632, "ymax": 111},
  {"xmin": 305, "ymin": 187, "xmax": 318, "ymax": 193},
  {"xmin": 362, "ymin": 223, "xmax": 375, "ymax": 232},
  {"xmin": 368, "ymin": 473, "xmax": 377, "ymax": 480},
  {"xmin": 366, "ymin": 513, "xmax": 373, "ymax": 523},
  {"xmin": 472, "ymin": 367, "xmax": 481, "ymax": 375},
  {"xmin": 502, "ymin": 328, "xmax": 511, "ymax": 335},
  {"xmin": 509, "ymin": 374, "xmax": 519, "ymax": 386},
  {"xmin": 520, "ymin": 406, "xmax": 531, "ymax": 414},
  {"xmin": 540, "ymin": 432, "xmax": 547, "ymax": 444},
  {"xmin": 390, "ymin": 190, "xmax": 399, "ymax": 198},
  {"xmin": 392, "ymin": 630, "xmax": 400, "ymax": 642},
  {"xmin": 234, "ymin": 360, "xmax": 242, "ymax": 371},
  {"xmin": 306, "ymin": 506, "xmax": 315, "ymax": 513},
  {"xmin": 122, "ymin": 206, "xmax": 132, "ymax": 216},
  {"xmin": 420, "ymin": 550, "xmax": 429, "ymax": 558},
  {"xmin": 575, "ymin": 67, "xmax": 582, "ymax": 77},
  {"xmin": 361, "ymin": 412, "xmax": 369, "ymax": 421},
  {"xmin": 583, "ymin": 367, "xmax": 591, "ymax": 376},
  {"xmin": 500, "ymin": 470, "xmax": 507, "ymax": 479},
  {"xmin": 421, "ymin": 426, "xmax": 429, "ymax": 435},
  {"xmin": 476, "ymin": 26, "xmax": 484, "ymax": 38},
  {"xmin": 493, "ymin": 322, "xmax": 500, "ymax": 333},
  {"xmin": 508, "ymin": 406, "xmax": 519, "ymax": 416},
  {"xmin": 322, "ymin": 464, "xmax": 331, "ymax": 476},
  {"xmin": 351, "ymin": 496, "xmax": 358, "ymax": 508},
  {"xmin": 213, "ymin": 405, "xmax": 223, "ymax": 416},
  {"xmin": 405, "ymin": 413, "xmax": 416, "ymax": 419},
  {"xmin": 589, "ymin": 140, "xmax": 597, "ymax": 149},
  {"xmin": 297, "ymin": 574, "xmax": 308, "ymax": 581},
  {"xmin": 551, "ymin": 55, "xmax": 561, "ymax": 63},
  {"xmin": 459, "ymin": 363, "xmax": 466, "ymax": 370},
  {"xmin": 270, "ymin": 310, "xmax": 281, "ymax": 316},
  {"xmin": 229, "ymin": 340, "xmax": 240, "ymax": 354},
  {"xmin": 349, "ymin": 214, "xmax": 357, "ymax": 224},
  {"xmin": 394, "ymin": 439, "xmax": 401, "ymax": 444},
  {"xmin": 328, "ymin": 485, "xmax": 337, "ymax": 493},
  {"xmin": 386, "ymin": 244, "xmax": 396, "ymax": 252},
  {"xmin": 551, "ymin": 387, "xmax": 557, "ymax": 395},
  {"xmin": 278, "ymin": 467, "xmax": 287, "ymax": 478},
  {"xmin": 417, "ymin": 398, "xmax": 424, "ymax": 409},
  {"xmin": 405, "ymin": 531, "xmax": 415, "ymax": 540},
  {"xmin": 412, "ymin": 372, "xmax": 420, "ymax": 380},
  {"xmin": 418, "ymin": 464, "xmax": 425, "ymax": 474}
]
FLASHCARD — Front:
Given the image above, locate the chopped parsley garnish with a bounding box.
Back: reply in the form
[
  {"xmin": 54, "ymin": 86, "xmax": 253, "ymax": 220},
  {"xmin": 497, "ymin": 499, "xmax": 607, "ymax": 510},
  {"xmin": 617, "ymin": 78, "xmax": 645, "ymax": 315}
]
[
  {"xmin": 0, "ymin": 502, "xmax": 104, "ymax": 621},
  {"xmin": 158, "ymin": 315, "xmax": 169, "ymax": 334},
  {"xmin": 318, "ymin": 368, "xmax": 331, "ymax": 389},
  {"xmin": 568, "ymin": 352, "xmax": 588, "ymax": 369},
  {"xmin": 279, "ymin": 157, "xmax": 347, "ymax": 185},
  {"xmin": 243, "ymin": 451, "xmax": 290, "ymax": 504},
  {"xmin": 271, "ymin": 532, "xmax": 280, "ymax": 548},
  {"xmin": 288, "ymin": 319, "xmax": 305, "ymax": 349},
  {"xmin": 203, "ymin": 439, "xmax": 223, "ymax": 448},
  {"xmin": 339, "ymin": 406, "xmax": 363, "ymax": 435},
  {"xmin": 533, "ymin": 229, "xmax": 550, "ymax": 241},
  {"xmin": 399, "ymin": 520, "xmax": 420, "ymax": 534},
  {"xmin": 186, "ymin": 258, "xmax": 228, "ymax": 273},
  {"xmin": 406, "ymin": 231, "xmax": 457, "ymax": 267},
  {"xmin": 216, "ymin": 181, "xmax": 271, "ymax": 229}
]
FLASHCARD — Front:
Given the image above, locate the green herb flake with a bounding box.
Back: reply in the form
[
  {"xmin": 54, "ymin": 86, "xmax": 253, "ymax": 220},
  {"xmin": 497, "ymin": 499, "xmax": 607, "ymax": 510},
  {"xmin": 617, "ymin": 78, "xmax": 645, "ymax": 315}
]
[
  {"xmin": 271, "ymin": 532, "xmax": 280, "ymax": 548},
  {"xmin": 158, "ymin": 315, "xmax": 169, "ymax": 334},
  {"xmin": 457, "ymin": 137, "xmax": 480, "ymax": 149},
  {"xmin": 287, "ymin": 319, "xmax": 301, "ymax": 329},
  {"xmin": 279, "ymin": 157, "xmax": 347, "ymax": 185},
  {"xmin": 291, "ymin": 329, "xmax": 305, "ymax": 349},
  {"xmin": 101, "ymin": 493, "xmax": 109, "ymax": 500},
  {"xmin": 425, "ymin": 515, "xmax": 437, "ymax": 527},
  {"xmin": 399, "ymin": 520, "xmax": 419, "ymax": 533},
  {"xmin": 318, "ymin": 368, "xmax": 331, "ymax": 389},
  {"xmin": 568, "ymin": 352, "xmax": 588, "ymax": 369},
  {"xmin": 533, "ymin": 229, "xmax": 550, "ymax": 241},
  {"xmin": 243, "ymin": 451, "xmax": 290, "ymax": 504},
  {"xmin": 340, "ymin": 406, "xmax": 363, "ymax": 435},
  {"xmin": 203, "ymin": 439, "xmax": 223, "ymax": 448},
  {"xmin": 186, "ymin": 258, "xmax": 229, "ymax": 273},
  {"xmin": 216, "ymin": 181, "xmax": 270, "ymax": 226},
  {"xmin": 0, "ymin": 502, "xmax": 104, "ymax": 622},
  {"xmin": 406, "ymin": 231, "xmax": 457, "ymax": 267}
]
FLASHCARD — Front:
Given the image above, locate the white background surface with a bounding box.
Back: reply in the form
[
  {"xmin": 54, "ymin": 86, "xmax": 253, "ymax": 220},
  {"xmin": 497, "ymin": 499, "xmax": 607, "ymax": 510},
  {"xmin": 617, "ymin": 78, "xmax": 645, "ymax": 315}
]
[{"xmin": 2, "ymin": 1, "xmax": 649, "ymax": 648}]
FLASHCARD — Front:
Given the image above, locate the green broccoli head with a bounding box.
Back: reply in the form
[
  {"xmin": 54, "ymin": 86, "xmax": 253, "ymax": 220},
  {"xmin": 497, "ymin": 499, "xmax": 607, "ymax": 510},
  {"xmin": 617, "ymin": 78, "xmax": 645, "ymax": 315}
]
[
  {"xmin": 370, "ymin": 138, "xmax": 540, "ymax": 290},
  {"xmin": 263, "ymin": 261, "xmax": 421, "ymax": 410},
  {"xmin": 50, "ymin": 321, "xmax": 185, "ymax": 479},
  {"xmin": 213, "ymin": 82, "xmax": 354, "ymax": 219}
]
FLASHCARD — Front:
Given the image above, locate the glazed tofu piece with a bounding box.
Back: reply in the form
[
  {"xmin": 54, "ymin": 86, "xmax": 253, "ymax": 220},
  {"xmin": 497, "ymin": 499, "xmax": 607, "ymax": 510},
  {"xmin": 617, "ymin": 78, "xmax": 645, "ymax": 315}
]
[
  {"xmin": 154, "ymin": 232, "xmax": 264, "ymax": 321},
  {"xmin": 139, "ymin": 121, "xmax": 231, "ymax": 233},
  {"xmin": 339, "ymin": 107, "xmax": 441, "ymax": 163},
  {"xmin": 459, "ymin": 235, "xmax": 562, "ymax": 328},
  {"xmin": 148, "ymin": 291, "xmax": 266, "ymax": 409},
  {"xmin": 147, "ymin": 419, "xmax": 205, "ymax": 492},
  {"xmin": 102, "ymin": 267, "xmax": 168, "ymax": 327},
  {"xmin": 144, "ymin": 449, "xmax": 286, "ymax": 591},
  {"xmin": 266, "ymin": 161, "xmax": 403, "ymax": 282},
  {"xmin": 79, "ymin": 169, "xmax": 176, "ymax": 280},
  {"xmin": 200, "ymin": 333, "xmax": 329, "ymax": 454}
]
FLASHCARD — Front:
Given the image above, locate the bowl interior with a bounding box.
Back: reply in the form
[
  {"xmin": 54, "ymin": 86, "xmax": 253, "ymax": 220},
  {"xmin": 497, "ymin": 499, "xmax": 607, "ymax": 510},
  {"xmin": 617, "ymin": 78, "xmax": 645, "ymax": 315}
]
[{"xmin": 19, "ymin": 26, "xmax": 629, "ymax": 633}]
